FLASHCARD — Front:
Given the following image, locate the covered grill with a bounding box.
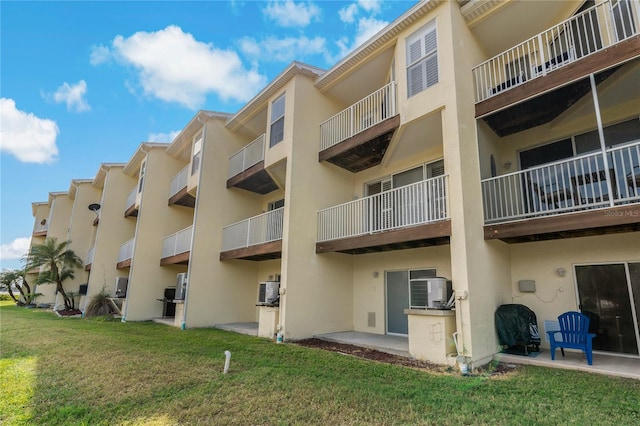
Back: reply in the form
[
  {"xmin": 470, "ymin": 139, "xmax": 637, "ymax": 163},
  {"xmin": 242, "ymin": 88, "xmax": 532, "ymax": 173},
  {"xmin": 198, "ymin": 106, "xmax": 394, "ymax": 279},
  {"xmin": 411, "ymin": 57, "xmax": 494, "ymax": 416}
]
[
  {"xmin": 158, "ymin": 287, "xmax": 176, "ymax": 318},
  {"xmin": 495, "ymin": 304, "xmax": 540, "ymax": 355}
]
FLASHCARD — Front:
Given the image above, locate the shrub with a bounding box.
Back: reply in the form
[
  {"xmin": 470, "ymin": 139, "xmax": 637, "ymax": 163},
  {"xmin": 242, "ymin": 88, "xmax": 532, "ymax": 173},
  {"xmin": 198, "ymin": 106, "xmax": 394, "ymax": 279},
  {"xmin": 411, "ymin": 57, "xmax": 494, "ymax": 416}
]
[{"xmin": 85, "ymin": 289, "xmax": 115, "ymax": 318}]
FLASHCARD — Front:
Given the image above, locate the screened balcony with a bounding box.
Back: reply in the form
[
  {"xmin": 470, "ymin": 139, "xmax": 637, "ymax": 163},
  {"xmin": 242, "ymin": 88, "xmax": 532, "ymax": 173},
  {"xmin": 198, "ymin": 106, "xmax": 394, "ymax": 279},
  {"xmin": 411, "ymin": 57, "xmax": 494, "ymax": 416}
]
[
  {"xmin": 124, "ymin": 187, "xmax": 138, "ymax": 217},
  {"xmin": 168, "ymin": 165, "xmax": 195, "ymax": 208},
  {"xmin": 319, "ymin": 82, "xmax": 400, "ymax": 173},
  {"xmin": 316, "ymin": 175, "xmax": 450, "ymax": 254},
  {"xmin": 220, "ymin": 207, "xmax": 284, "ymax": 261},
  {"xmin": 482, "ymin": 140, "xmax": 640, "ymax": 242},
  {"xmin": 161, "ymin": 225, "xmax": 192, "ymax": 265},
  {"xmin": 227, "ymin": 134, "xmax": 278, "ymax": 194},
  {"xmin": 117, "ymin": 238, "xmax": 135, "ymax": 269}
]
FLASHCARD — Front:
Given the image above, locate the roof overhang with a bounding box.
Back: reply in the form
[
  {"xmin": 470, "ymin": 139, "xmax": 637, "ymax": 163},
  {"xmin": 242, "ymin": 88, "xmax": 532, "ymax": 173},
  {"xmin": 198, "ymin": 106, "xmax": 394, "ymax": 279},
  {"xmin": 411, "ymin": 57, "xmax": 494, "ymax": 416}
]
[
  {"xmin": 226, "ymin": 61, "xmax": 325, "ymax": 131},
  {"xmin": 31, "ymin": 201, "xmax": 48, "ymax": 217},
  {"xmin": 93, "ymin": 163, "xmax": 126, "ymax": 189},
  {"xmin": 166, "ymin": 110, "xmax": 231, "ymax": 158},
  {"xmin": 122, "ymin": 142, "xmax": 168, "ymax": 176}
]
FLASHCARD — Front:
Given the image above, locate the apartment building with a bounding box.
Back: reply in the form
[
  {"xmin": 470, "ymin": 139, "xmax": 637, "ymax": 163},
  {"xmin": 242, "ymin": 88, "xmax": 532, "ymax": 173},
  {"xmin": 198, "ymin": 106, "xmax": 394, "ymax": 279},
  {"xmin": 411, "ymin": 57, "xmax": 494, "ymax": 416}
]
[{"xmin": 28, "ymin": 0, "xmax": 639, "ymax": 368}]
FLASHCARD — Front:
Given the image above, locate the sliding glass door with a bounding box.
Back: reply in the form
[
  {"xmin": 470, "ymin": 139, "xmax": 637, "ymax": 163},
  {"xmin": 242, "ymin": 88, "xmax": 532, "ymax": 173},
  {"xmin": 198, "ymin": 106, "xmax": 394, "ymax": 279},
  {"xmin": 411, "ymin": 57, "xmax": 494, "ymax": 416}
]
[{"xmin": 575, "ymin": 263, "xmax": 640, "ymax": 355}]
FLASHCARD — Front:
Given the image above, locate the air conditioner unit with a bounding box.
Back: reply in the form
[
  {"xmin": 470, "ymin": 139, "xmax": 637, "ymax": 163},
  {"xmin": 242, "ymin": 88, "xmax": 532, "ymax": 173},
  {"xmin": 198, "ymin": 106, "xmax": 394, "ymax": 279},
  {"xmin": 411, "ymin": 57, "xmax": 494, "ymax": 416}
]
[
  {"xmin": 427, "ymin": 277, "xmax": 453, "ymax": 309},
  {"xmin": 114, "ymin": 277, "xmax": 128, "ymax": 298},
  {"xmin": 78, "ymin": 284, "xmax": 88, "ymax": 295},
  {"xmin": 258, "ymin": 281, "xmax": 280, "ymax": 305},
  {"xmin": 175, "ymin": 273, "xmax": 188, "ymax": 300}
]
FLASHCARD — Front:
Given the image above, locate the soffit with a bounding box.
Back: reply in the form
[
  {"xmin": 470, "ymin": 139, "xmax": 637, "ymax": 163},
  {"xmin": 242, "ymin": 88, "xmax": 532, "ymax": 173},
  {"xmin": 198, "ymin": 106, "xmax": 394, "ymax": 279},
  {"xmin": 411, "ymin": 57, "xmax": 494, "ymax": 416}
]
[
  {"xmin": 31, "ymin": 202, "xmax": 48, "ymax": 217},
  {"xmin": 166, "ymin": 110, "xmax": 231, "ymax": 159},
  {"xmin": 122, "ymin": 143, "xmax": 168, "ymax": 176},
  {"xmin": 93, "ymin": 163, "xmax": 126, "ymax": 189}
]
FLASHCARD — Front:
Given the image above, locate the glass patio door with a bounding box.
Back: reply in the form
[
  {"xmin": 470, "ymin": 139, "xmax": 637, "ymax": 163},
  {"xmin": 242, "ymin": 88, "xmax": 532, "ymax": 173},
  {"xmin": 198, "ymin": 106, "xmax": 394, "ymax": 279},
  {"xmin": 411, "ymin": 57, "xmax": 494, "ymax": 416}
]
[{"xmin": 575, "ymin": 263, "xmax": 640, "ymax": 355}]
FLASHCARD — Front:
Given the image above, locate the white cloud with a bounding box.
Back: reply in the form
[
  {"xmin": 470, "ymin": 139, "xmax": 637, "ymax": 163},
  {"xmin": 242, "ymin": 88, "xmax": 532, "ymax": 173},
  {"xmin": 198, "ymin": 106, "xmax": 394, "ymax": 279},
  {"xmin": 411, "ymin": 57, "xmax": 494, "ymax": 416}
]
[
  {"xmin": 89, "ymin": 44, "xmax": 111, "ymax": 65},
  {"xmin": 354, "ymin": 17, "xmax": 388, "ymax": 48},
  {"xmin": 357, "ymin": 0, "xmax": 382, "ymax": 13},
  {"xmin": 339, "ymin": 4, "xmax": 358, "ymax": 23},
  {"xmin": 0, "ymin": 237, "xmax": 31, "ymax": 261},
  {"xmin": 263, "ymin": 0, "xmax": 321, "ymax": 28},
  {"xmin": 51, "ymin": 80, "xmax": 91, "ymax": 112},
  {"xmin": 94, "ymin": 25, "xmax": 266, "ymax": 108},
  {"xmin": 239, "ymin": 35, "xmax": 326, "ymax": 63},
  {"xmin": 149, "ymin": 130, "xmax": 181, "ymax": 143},
  {"xmin": 0, "ymin": 98, "xmax": 59, "ymax": 164}
]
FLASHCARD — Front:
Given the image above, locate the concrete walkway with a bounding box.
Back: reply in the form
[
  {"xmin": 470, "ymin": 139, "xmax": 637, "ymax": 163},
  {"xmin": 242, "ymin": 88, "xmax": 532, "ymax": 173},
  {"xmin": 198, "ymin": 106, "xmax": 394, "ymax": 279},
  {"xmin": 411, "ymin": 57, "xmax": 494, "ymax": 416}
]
[
  {"xmin": 215, "ymin": 322, "xmax": 259, "ymax": 336},
  {"xmin": 314, "ymin": 331, "xmax": 410, "ymax": 357}
]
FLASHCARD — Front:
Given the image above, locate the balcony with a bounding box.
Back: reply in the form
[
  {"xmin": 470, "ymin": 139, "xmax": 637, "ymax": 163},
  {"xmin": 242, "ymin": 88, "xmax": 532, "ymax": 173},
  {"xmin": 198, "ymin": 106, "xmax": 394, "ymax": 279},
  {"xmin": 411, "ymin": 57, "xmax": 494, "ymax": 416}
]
[
  {"xmin": 117, "ymin": 238, "xmax": 135, "ymax": 269},
  {"xmin": 160, "ymin": 226, "xmax": 192, "ymax": 265},
  {"xmin": 220, "ymin": 207, "xmax": 284, "ymax": 261},
  {"xmin": 168, "ymin": 166, "xmax": 195, "ymax": 207},
  {"xmin": 85, "ymin": 247, "xmax": 95, "ymax": 271},
  {"xmin": 473, "ymin": 0, "xmax": 640, "ymax": 135},
  {"xmin": 227, "ymin": 134, "xmax": 278, "ymax": 194},
  {"xmin": 316, "ymin": 175, "xmax": 450, "ymax": 254},
  {"xmin": 124, "ymin": 187, "xmax": 138, "ymax": 217},
  {"xmin": 319, "ymin": 82, "xmax": 400, "ymax": 173},
  {"xmin": 32, "ymin": 221, "xmax": 48, "ymax": 237},
  {"xmin": 482, "ymin": 141, "xmax": 640, "ymax": 242}
]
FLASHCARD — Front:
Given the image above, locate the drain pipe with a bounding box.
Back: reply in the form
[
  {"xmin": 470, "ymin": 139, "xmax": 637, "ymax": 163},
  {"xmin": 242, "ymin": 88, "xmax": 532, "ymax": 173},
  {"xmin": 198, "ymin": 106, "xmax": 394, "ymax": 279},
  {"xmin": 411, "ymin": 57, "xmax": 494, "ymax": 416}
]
[{"xmin": 223, "ymin": 350, "xmax": 231, "ymax": 374}]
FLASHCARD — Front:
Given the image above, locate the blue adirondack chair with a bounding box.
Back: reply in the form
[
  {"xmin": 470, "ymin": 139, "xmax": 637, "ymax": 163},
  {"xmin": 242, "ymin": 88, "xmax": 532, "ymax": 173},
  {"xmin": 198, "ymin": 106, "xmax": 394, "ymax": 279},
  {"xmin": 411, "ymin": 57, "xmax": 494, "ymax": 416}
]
[{"xmin": 547, "ymin": 311, "xmax": 596, "ymax": 365}]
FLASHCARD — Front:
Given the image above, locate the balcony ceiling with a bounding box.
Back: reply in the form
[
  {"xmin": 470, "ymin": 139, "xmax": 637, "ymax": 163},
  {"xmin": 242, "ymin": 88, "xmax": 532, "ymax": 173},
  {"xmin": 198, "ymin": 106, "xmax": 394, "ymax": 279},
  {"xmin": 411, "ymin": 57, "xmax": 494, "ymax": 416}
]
[
  {"xmin": 467, "ymin": 1, "xmax": 578, "ymax": 58},
  {"xmin": 322, "ymin": 47, "xmax": 395, "ymax": 106},
  {"xmin": 386, "ymin": 111, "xmax": 443, "ymax": 165}
]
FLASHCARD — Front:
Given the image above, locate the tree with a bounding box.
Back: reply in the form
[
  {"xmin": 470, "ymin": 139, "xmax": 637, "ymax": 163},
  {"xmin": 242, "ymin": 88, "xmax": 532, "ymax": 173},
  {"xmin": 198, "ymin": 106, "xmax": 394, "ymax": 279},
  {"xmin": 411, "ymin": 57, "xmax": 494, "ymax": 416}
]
[
  {"xmin": 0, "ymin": 268, "xmax": 33, "ymax": 305},
  {"xmin": 24, "ymin": 237, "xmax": 83, "ymax": 310}
]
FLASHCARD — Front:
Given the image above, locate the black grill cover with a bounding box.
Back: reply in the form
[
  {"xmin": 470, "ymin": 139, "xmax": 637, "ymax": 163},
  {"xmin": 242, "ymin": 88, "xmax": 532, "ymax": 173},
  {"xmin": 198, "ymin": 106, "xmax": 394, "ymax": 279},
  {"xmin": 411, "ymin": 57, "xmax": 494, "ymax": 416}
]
[{"xmin": 495, "ymin": 304, "xmax": 540, "ymax": 347}]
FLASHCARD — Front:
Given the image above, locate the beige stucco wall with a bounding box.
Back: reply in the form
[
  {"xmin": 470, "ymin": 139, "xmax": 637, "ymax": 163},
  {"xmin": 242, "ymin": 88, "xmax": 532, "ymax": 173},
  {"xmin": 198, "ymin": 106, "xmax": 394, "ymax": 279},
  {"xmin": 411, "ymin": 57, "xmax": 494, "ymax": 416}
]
[
  {"xmin": 508, "ymin": 232, "xmax": 640, "ymax": 348},
  {"xmin": 124, "ymin": 147, "xmax": 194, "ymax": 321},
  {"xmin": 279, "ymin": 75, "xmax": 356, "ymax": 339},
  {"xmin": 86, "ymin": 166, "xmax": 136, "ymax": 301},
  {"xmin": 352, "ymin": 246, "xmax": 452, "ymax": 334},
  {"xmin": 184, "ymin": 116, "xmax": 267, "ymax": 328}
]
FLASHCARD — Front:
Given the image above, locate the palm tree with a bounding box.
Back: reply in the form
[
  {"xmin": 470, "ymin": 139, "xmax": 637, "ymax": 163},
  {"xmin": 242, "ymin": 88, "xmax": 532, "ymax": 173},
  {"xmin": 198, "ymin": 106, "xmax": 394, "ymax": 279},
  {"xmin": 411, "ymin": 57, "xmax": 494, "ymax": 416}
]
[
  {"xmin": 24, "ymin": 237, "xmax": 83, "ymax": 310},
  {"xmin": 0, "ymin": 268, "xmax": 35, "ymax": 305}
]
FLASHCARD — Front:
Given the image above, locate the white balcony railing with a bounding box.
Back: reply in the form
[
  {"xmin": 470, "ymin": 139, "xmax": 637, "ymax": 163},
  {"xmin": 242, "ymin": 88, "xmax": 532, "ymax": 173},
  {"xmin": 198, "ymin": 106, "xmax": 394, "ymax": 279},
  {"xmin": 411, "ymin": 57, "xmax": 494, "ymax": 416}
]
[
  {"xmin": 169, "ymin": 166, "xmax": 189, "ymax": 199},
  {"xmin": 125, "ymin": 187, "xmax": 137, "ymax": 212},
  {"xmin": 86, "ymin": 247, "xmax": 95, "ymax": 265},
  {"xmin": 317, "ymin": 175, "xmax": 449, "ymax": 242},
  {"xmin": 481, "ymin": 140, "xmax": 640, "ymax": 224},
  {"xmin": 473, "ymin": 0, "xmax": 640, "ymax": 102},
  {"xmin": 118, "ymin": 238, "xmax": 135, "ymax": 263},
  {"xmin": 228, "ymin": 134, "xmax": 266, "ymax": 179},
  {"xmin": 320, "ymin": 82, "xmax": 397, "ymax": 151},
  {"xmin": 222, "ymin": 207, "xmax": 284, "ymax": 251},
  {"xmin": 162, "ymin": 226, "xmax": 193, "ymax": 258}
]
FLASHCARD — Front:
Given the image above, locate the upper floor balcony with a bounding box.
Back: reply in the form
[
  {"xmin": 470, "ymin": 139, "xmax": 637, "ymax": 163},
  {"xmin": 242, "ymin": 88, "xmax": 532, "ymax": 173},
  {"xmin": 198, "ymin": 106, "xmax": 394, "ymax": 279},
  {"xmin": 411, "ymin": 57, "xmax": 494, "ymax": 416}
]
[
  {"xmin": 117, "ymin": 238, "xmax": 135, "ymax": 269},
  {"xmin": 316, "ymin": 175, "xmax": 450, "ymax": 254},
  {"xmin": 319, "ymin": 82, "xmax": 400, "ymax": 173},
  {"xmin": 85, "ymin": 247, "xmax": 95, "ymax": 271},
  {"xmin": 227, "ymin": 134, "xmax": 278, "ymax": 194},
  {"xmin": 473, "ymin": 0, "xmax": 639, "ymax": 133},
  {"xmin": 124, "ymin": 187, "xmax": 138, "ymax": 218},
  {"xmin": 168, "ymin": 165, "xmax": 195, "ymax": 208},
  {"xmin": 161, "ymin": 225, "xmax": 192, "ymax": 265},
  {"xmin": 482, "ymin": 140, "xmax": 640, "ymax": 242},
  {"xmin": 32, "ymin": 221, "xmax": 48, "ymax": 237},
  {"xmin": 220, "ymin": 207, "xmax": 284, "ymax": 261}
]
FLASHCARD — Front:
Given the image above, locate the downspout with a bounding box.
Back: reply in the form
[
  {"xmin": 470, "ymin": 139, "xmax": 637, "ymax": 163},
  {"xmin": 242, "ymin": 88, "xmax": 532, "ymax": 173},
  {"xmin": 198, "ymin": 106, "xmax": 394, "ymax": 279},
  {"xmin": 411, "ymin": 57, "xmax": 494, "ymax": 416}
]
[
  {"xmin": 589, "ymin": 73, "xmax": 615, "ymax": 208},
  {"xmin": 181, "ymin": 114, "xmax": 207, "ymax": 330}
]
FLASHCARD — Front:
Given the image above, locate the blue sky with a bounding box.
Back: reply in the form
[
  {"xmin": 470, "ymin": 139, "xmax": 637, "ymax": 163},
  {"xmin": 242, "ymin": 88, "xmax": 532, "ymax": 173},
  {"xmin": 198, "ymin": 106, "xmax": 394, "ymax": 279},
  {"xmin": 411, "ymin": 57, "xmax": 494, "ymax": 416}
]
[{"xmin": 0, "ymin": 0, "xmax": 416, "ymax": 270}]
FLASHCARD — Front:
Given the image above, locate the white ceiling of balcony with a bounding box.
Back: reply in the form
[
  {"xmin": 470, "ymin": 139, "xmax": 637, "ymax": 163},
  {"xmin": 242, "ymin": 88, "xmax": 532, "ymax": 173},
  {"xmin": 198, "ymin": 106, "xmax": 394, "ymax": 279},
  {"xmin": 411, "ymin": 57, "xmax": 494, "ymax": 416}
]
[
  {"xmin": 385, "ymin": 110, "xmax": 443, "ymax": 165},
  {"xmin": 466, "ymin": 0, "xmax": 579, "ymax": 59},
  {"xmin": 320, "ymin": 46, "xmax": 395, "ymax": 107}
]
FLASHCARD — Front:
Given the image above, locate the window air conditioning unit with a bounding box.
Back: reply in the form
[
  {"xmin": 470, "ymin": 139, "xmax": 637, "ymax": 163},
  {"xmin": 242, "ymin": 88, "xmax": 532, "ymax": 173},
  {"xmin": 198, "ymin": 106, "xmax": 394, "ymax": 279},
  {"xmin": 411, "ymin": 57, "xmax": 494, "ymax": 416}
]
[
  {"xmin": 114, "ymin": 277, "xmax": 128, "ymax": 298},
  {"xmin": 78, "ymin": 284, "xmax": 88, "ymax": 295},
  {"xmin": 426, "ymin": 277, "xmax": 453, "ymax": 309},
  {"xmin": 257, "ymin": 281, "xmax": 280, "ymax": 305},
  {"xmin": 175, "ymin": 273, "xmax": 188, "ymax": 300}
]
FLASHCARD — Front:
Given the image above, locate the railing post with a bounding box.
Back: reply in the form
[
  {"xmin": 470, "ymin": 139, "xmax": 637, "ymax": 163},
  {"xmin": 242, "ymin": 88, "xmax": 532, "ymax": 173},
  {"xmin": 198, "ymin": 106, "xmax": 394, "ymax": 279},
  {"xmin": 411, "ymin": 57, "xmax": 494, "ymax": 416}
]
[
  {"xmin": 246, "ymin": 219, "xmax": 251, "ymax": 248},
  {"xmin": 537, "ymin": 34, "xmax": 546, "ymax": 76}
]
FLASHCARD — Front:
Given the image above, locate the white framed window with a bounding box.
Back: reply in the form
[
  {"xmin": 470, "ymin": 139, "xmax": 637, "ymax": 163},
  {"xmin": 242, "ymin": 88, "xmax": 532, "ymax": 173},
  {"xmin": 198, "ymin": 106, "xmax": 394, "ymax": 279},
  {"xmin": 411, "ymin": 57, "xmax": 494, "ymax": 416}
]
[
  {"xmin": 365, "ymin": 159, "xmax": 445, "ymax": 195},
  {"xmin": 268, "ymin": 199, "xmax": 285, "ymax": 211},
  {"xmin": 406, "ymin": 21, "xmax": 438, "ymax": 98},
  {"xmin": 191, "ymin": 134, "xmax": 202, "ymax": 176},
  {"xmin": 269, "ymin": 93, "xmax": 285, "ymax": 147}
]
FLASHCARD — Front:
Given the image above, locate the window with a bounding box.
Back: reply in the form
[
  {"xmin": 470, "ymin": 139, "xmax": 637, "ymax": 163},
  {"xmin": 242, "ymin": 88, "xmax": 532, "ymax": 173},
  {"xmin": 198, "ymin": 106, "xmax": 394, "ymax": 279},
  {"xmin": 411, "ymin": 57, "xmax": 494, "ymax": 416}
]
[
  {"xmin": 191, "ymin": 135, "xmax": 202, "ymax": 176},
  {"xmin": 270, "ymin": 94, "xmax": 285, "ymax": 147},
  {"xmin": 406, "ymin": 21, "xmax": 438, "ymax": 97},
  {"xmin": 138, "ymin": 161, "xmax": 146, "ymax": 193},
  {"xmin": 268, "ymin": 199, "xmax": 284, "ymax": 210}
]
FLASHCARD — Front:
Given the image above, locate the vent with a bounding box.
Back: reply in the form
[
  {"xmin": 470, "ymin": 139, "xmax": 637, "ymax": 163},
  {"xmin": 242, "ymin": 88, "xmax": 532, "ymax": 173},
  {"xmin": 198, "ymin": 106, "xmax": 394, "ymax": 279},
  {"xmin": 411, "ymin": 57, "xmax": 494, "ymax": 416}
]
[
  {"xmin": 519, "ymin": 280, "xmax": 536, "ymax": 293},
  {"xmin": 367, "ymin": 312, "xmax": 376, "ymax": 328}
]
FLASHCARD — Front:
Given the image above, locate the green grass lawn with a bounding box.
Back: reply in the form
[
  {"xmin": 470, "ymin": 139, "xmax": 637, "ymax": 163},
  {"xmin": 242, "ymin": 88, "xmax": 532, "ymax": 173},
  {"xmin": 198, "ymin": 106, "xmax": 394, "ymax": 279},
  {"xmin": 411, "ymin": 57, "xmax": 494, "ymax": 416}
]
[{"xmin": 1, "ymin": 302, "xmax": 639, "ymax": 425}]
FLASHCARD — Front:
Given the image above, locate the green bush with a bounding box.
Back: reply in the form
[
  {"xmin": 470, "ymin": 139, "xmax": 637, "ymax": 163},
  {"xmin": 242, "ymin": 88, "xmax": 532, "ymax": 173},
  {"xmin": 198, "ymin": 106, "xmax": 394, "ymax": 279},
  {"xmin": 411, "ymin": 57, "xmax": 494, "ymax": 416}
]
[{"xmin": 0, "ymin": 293, "xmax": 13, "ymax": 301}]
